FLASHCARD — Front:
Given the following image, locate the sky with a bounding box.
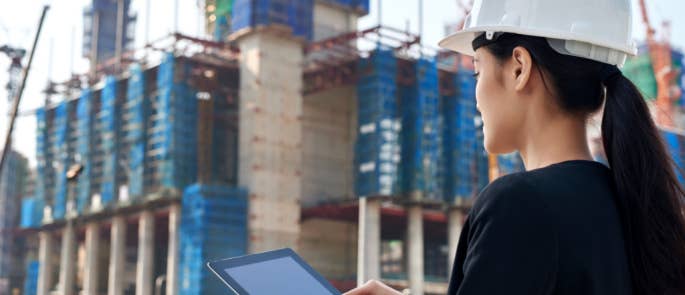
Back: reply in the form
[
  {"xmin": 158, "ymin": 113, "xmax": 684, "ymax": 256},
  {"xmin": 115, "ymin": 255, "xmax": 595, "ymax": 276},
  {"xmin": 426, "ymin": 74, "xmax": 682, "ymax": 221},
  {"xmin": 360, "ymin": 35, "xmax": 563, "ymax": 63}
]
[{"xmin": 0, "ymin": 0, "xmax": 684, "ymax": 167}]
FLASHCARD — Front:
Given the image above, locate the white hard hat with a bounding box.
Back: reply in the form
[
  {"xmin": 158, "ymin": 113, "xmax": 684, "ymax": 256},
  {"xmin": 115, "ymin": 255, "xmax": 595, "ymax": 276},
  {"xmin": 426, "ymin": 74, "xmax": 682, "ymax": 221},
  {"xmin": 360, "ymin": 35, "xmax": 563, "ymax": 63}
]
[{"xmin": 438, "ymin": 0, "xmax": 638, "ymax": 67}]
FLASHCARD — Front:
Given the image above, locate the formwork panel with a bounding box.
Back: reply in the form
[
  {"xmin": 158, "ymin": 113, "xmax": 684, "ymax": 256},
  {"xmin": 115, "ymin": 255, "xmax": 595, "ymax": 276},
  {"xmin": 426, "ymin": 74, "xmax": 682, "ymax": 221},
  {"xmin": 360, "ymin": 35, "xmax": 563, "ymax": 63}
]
[
  {"xmin": 354, "ymin": 49, "xmax": 401, "ymax": 198},
  {"xmin": 399, "ymin": 58, "xmax": 441, "ymax": 201},
  {"xmin": 440, "ymin": 71, "xmax": 487, "ymax": 203},
  {"xmin": 52, "ymin": 100, "xmax": 73, "ymax": 219},
  {"xmin": 99, "ymin": 76, "xmax": 120, "ymax": 205},
  {"xmin": 153, "ymin": 54, "xmax": 199, "ymax": 191},
  {"xmin": 179, "ymin": 184, "xmax": 248, "ymax": 295},
  {"xmin": 231, "ymin": 0, "xmax": 314, "ymax": 40},
  {"xmin": 317, "ymin": 0, "xmax": 369, "ymax": 15},
  {"xmin": 33, "ymin": 107, "xmax": 50, "ymax": 221},
  {"xmin": 125, "ymin": 64, "xmax": 148, "ymax": 199},
  {"xmin": 76, "ymin": 89, "xmax": 94, "ymax": 214}
]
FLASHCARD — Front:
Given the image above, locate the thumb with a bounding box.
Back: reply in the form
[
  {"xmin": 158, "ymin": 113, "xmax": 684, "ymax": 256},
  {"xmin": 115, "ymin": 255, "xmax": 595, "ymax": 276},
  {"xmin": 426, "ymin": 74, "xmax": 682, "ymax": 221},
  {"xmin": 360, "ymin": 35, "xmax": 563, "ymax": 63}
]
[{"xmin": 343, "ymin": 280, "xmax": 381, "ymax": 295}]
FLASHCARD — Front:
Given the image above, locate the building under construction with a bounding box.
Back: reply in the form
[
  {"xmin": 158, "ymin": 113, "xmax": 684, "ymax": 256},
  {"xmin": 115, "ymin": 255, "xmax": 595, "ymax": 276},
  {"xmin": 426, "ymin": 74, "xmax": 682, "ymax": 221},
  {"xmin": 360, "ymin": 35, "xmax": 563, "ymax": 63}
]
[
  {"xmin": 6, "ymin": 1, "xmax": 511, "ymax": 294},
  {"xmin": 5, "ymin": 0, "xmax": 685, "ymax": 295}
]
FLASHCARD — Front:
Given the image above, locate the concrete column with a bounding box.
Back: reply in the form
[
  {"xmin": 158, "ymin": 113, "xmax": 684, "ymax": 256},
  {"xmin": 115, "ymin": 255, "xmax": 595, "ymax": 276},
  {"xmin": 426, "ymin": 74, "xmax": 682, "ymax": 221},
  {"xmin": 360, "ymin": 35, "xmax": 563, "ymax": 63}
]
[
  {"xmin": 447, "ymin": 208, "xmax": 465, "ymax": 273},
  {"xmin": 356, "ymin": 198, "xmax": 381, "ymax": 286},
  {"xmin": 108, "ymin": 216, "xmax": 126, "ymax": 295},
  {"xmin": 166, "ymin": 204, "xmax": 180, "ymax": 295},
  {"xmin": 37, "ymin": 232, "xmax": 55, "ymax": 295},
  {"xmin": 83, "ymin": 222, "xmax": 100, "ymax": 295},
  {"xmin": 58, "ymin": 223, "xmax": 76, "ymax": 295},
  {"xmin": 136, "ymin": 210, "xmax": 155, "ymax": 295},
  {"xmin": 407, "ymin": 205, "xmax": 424, "ymax": 295},
  {"xmin": 236, "ymin": 30, "xmax": 304, "ymax": 253}
]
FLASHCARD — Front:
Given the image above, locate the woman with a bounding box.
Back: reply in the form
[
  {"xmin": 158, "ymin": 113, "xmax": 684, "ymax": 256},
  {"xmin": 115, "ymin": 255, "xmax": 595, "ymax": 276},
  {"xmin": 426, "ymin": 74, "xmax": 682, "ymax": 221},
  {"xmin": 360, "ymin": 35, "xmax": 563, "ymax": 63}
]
[{"xmin": 345, "ymin": 0, "xmax": 685, "ymax": 294}]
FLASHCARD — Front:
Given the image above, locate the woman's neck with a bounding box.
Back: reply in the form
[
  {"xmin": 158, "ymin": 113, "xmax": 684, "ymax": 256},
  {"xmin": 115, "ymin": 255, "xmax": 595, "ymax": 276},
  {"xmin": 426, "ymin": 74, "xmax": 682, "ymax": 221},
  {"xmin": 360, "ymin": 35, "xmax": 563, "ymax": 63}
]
[{"xmin": 518, "ymin": 113, "xmax": 594, "ymax": 171}]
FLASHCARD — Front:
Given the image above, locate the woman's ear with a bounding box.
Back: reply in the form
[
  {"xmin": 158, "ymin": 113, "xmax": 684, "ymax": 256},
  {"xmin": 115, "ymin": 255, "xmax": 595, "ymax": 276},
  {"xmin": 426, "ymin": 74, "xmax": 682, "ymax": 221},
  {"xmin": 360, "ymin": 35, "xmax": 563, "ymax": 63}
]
[{"xmin": 511, "ymin": 46, "xmax": 533, "ymax": 92}]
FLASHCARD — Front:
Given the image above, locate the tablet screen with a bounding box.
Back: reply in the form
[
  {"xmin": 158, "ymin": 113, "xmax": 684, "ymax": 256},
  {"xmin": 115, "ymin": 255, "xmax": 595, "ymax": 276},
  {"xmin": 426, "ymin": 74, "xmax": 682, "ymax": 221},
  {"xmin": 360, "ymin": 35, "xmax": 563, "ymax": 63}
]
[{"xmin": 224, "ymin": 256, "xmax": 336, "ymax": 295}]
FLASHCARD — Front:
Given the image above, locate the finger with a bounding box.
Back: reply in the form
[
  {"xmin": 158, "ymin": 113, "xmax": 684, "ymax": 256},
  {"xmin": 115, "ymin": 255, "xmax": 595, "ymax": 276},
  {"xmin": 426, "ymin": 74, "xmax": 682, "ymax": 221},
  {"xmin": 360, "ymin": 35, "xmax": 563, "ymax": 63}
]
[
  {"xmin": 343, "ymin": 280, "xmax": 379, "ymax": 295},
  {"xmin": 343, "ymin": 283, "xmax": 372, "ymax": 295},
  {"xmin": 343, "ymin": 286, "xmax": 368, "ymax": 295}
]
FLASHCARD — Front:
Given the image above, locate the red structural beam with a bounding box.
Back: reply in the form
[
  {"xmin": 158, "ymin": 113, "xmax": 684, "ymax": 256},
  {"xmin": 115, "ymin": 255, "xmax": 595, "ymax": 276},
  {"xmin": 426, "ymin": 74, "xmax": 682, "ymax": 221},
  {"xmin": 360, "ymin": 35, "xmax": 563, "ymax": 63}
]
[
  {"xmin": 174, "ymin": 32, "xmax": 241, "ymax": 53},
  {"xmin": 305, "ymin": 25, "xmax": 421, "ymax": 61},
  {"xmin": 301, "ymin": 202, "xmax": 449, "ymax": 239}
]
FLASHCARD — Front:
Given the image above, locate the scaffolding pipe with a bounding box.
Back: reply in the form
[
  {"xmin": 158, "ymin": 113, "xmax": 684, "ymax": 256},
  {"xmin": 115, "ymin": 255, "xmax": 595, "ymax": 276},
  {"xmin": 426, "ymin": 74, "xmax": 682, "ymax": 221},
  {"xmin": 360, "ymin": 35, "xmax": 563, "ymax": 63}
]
[
  {"xmin": 145, "ymin": 0, "xmax": 151, "ymax": 47},
  {"xmin": 174, "ymin": 0, "xmax": 179, "ymax": 33},
  {"xmin": 418, "ymin": 0, "xmax": 424, "ymax": 50},
  {"xmin": 89, "ymin": 11, "xmax": 100, "ymax": 78},
  {"xmin": 115, "ymin": 0, "xmax": 125, "ymax": 73},
  {"xmin": 377, "ymin": 0, "xmax": 382, "ymax": 26}
]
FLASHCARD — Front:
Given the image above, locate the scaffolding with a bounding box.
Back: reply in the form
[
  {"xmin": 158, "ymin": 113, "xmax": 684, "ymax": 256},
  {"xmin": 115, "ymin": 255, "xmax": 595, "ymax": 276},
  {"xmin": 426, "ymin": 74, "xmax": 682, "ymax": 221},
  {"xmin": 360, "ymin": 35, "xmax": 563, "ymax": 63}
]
[
  {"xmin": 398, "ymin": 57, "xmax": 441, "ymax": 202},
  {"xmin": 354, "ymin": 49, "xmax": 400, "ymax": 198},
  {"xmin": 179, "ymin": 184, "xmax": 248, "ymax": 295},
  {"xmin": 231, "ymin": 0, "xmax": 315, "ymax": 40},
  {"xmin": 20, "ymin": 31, "xmax": 241, "ymax": 226}
]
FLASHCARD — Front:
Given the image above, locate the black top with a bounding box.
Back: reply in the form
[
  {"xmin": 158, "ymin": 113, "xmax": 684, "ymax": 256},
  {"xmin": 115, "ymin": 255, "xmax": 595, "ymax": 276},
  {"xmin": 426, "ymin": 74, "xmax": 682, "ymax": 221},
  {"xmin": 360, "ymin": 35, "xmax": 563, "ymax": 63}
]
[{"xmin": 447, "ymin": 160, "xmax": 632, "ymax": 295}]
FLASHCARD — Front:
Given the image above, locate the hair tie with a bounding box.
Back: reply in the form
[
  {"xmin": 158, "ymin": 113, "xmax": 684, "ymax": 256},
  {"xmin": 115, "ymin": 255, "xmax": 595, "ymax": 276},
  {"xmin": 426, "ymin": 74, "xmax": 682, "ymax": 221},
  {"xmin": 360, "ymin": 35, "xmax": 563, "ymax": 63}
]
[{"xmin": 600, "ymin": 65, "xmax": 622, "ymax": 83}]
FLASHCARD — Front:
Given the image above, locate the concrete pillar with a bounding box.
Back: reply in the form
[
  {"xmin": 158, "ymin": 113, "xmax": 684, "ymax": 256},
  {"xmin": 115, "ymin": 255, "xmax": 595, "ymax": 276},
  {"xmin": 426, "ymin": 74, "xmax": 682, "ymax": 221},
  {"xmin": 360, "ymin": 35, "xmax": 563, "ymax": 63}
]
[
  {"xmin": 108, "ymin": 216, "xmax": 126, "ymax": 295},
  {"xmin": 447, "ymin": 208, "xmax": 465, "ymax": 273},
  {"xmin": 37, "ymin": 232, "xmax": 55, "ymax": 295},
  {"xmin": 83, "ymin": 222, "xmax": 100, "ymax": 295},
  {"xmin": 356, "ymin": 198, "xmax": 381, "ymax": 286},
  {"xmin": 58, "ymin": 223, "xmax": 76, "ymax": 295},
  {"xmin": 166, "ymin": 204, "xmax": 180, "ymax": 295},
  {"xmin": 236, "ymin": 30, "xmax": 304, "ymax": 253},
  {"xmin": 136, "ymin": 211, "xmax": 155, "ymax": 295},
  {"xmin": 407, "ymin": 205, "xmax": 424, "ymax": 295}
]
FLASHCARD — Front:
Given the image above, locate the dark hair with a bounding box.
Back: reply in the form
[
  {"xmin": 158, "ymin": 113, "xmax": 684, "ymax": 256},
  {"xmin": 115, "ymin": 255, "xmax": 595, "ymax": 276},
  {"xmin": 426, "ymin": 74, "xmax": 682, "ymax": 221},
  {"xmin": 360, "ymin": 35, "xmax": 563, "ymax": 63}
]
[{"xmin": 480, "ymin": 33, "xmax": 685, "ymax": 294}]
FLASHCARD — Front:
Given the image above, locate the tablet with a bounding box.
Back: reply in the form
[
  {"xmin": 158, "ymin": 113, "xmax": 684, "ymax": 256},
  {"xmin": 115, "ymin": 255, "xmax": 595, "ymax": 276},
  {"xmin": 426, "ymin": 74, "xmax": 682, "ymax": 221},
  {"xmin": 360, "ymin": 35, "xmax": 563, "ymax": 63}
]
[{"xmin": 207, "ymin": 248, "xmax": 342, "ymax": 295}]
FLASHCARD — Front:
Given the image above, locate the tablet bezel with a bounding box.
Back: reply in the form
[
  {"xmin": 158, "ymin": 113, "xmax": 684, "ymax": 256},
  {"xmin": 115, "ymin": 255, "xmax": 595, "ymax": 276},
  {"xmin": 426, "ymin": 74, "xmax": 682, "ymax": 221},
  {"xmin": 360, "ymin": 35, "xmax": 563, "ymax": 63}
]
[{"xmin": 206, "ymin": 248, "xmax": 341, "ymax": 295}]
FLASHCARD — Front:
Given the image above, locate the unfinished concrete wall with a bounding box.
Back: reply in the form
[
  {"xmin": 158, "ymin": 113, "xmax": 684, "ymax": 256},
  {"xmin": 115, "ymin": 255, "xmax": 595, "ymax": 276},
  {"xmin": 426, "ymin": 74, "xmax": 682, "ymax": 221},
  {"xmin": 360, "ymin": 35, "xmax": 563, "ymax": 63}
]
[
  {"xmin": 302, "ymin": 86, "xmax": 357, "ymax": 206},
  {"xmin": 238, "ymin": 31, "xmax": 304, "ymax": 253},
  {"xmin": 313, "ymin": 2, "xmax": 359, "ymax": 41},
  {"xmin": 299, "ymin": 218, "xmax": 357, "ymax": 280}
]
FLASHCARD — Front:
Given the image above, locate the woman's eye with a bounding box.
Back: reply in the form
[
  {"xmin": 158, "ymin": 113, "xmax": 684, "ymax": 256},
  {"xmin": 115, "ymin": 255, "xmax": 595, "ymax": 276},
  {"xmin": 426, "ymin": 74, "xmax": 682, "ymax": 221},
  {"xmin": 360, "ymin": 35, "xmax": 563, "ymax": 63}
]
[{"xmin": 472, "ymin": 72, "xmax": 480, "ymax": 80}]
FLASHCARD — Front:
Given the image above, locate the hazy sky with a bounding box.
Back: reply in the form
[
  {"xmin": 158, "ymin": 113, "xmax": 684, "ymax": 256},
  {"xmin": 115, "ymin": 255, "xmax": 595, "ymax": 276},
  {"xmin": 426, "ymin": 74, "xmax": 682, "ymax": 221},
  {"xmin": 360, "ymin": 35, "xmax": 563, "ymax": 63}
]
[{"xmin": 1, "ymin": 0, "xmax": 684, "ymax": 166}]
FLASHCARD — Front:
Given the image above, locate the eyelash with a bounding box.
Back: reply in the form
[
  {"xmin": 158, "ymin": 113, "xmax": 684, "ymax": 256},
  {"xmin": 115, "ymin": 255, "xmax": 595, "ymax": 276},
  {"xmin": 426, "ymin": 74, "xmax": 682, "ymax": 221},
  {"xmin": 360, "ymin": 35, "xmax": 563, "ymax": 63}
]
[{"xmin": 472, "ymin": 72, "xmax": 480, "ymax": 79}]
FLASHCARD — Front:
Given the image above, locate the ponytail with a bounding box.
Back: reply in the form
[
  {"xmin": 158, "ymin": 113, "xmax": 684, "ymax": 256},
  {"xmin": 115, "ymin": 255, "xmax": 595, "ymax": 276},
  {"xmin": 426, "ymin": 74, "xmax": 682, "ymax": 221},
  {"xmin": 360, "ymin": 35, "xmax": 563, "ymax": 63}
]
[{"xmin": 602, "ymin": 74, "xmax": 685, "ymax": 295}]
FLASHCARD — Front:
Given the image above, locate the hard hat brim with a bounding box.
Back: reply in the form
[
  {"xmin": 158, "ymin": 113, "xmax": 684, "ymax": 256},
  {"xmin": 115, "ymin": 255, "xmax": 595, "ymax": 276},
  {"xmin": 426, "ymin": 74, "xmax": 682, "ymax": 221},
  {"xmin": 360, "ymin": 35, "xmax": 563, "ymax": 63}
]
[
  {"xmin": 438, "ymin": 29, "xmax": 479, "ymax": 57},
  {"xmin": 438, "ymin": 27, "xmax": 638, "ymax": 58}
]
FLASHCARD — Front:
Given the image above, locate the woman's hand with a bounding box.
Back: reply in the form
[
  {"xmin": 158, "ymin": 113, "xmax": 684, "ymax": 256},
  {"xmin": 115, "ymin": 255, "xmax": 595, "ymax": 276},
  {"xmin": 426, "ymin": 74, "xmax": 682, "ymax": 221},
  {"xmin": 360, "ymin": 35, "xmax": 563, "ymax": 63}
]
[{"xmin": 343, "ymin": 280, "xmax": 405, "ymax": 295}]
